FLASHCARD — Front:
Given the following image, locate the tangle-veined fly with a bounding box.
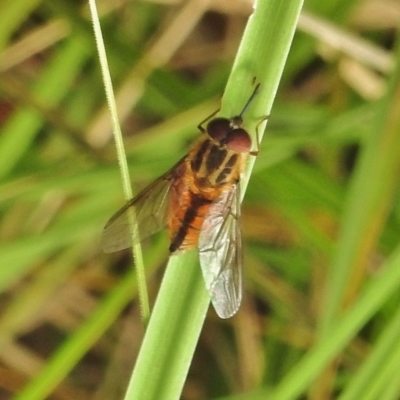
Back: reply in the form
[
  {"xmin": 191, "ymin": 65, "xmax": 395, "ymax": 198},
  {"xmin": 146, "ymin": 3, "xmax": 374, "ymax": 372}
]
[{"xmin": 101, "ymin": 84, "xmax": 260, "ymax": 318}]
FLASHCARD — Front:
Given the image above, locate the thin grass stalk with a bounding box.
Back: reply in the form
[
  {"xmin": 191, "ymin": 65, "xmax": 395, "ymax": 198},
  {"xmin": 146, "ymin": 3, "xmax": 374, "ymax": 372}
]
[{"xmin": 88, "ymin": 0, "xmax": 149, "ymax": 321}]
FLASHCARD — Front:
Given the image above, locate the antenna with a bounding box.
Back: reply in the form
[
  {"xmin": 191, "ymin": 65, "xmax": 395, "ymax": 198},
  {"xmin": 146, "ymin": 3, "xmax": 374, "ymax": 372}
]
[{"xmin": 239, "ymin": 83, "xmax": 261, "ymax": 118}]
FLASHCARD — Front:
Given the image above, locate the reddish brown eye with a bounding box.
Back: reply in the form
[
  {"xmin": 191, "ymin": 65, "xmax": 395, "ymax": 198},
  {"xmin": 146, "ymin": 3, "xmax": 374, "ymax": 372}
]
[
  {"xmin": 226, "ymin": 128, "xmax": 251, "ymax": 153},
  {"xmin": 207, "ymin": 118, "xmax": 231, "ymax": 143}
]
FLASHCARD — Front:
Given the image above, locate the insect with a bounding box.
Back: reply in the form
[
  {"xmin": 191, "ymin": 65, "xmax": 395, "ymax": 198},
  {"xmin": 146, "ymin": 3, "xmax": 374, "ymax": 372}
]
[{"xmin": 102, "ymin": 84, "xmax": 261, "ymax": 318}]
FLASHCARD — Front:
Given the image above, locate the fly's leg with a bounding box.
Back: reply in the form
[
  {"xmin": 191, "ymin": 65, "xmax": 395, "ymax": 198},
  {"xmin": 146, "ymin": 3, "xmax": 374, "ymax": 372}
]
[
  {"xmin": 197, "ymin": 108, "xmax": 220, "ymax": 134},
  {"xmin": 249, "ymin": 115, "xmax": 269, "ymax": 157}
]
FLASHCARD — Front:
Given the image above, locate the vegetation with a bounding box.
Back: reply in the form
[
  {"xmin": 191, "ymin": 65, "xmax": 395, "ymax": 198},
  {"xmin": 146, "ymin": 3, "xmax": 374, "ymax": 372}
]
[{"xmin": 0, "ymin": 0, "xmax": 399, "ymax": 399}]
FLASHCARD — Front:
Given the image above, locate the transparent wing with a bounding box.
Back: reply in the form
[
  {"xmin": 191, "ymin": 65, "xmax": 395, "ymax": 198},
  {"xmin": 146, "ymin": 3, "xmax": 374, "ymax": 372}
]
[
  {"xmin": 198, "ymin": 183, "xmax": 243, "ymax": 319},
  {"xmin": 101, "ymin": 159, "xmax": 185, "ymax": 253}
]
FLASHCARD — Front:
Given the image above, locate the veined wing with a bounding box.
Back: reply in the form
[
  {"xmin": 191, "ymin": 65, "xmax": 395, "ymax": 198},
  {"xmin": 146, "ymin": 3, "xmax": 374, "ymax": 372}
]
[
  {"xmin": 198, "ymin": 183, "xmax": 243, "ymax": 319},
  {"xmin": 101, "ymin": 158, "xmax": 186, "ymax": 253}
]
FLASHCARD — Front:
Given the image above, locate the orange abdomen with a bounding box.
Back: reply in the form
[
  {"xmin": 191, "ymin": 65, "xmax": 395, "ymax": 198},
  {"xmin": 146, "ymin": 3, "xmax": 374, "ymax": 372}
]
[
  {"xmin": 167, "ymin": 136, "xmax": 243, "ymax": 253},
  {"xmin": 167, "ymin": 160, "xmax": 221, "ymax": 253}
]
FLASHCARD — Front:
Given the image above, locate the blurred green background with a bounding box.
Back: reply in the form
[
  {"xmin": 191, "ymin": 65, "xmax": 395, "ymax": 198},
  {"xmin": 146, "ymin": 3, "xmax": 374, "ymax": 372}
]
[{"xmin": 1, "ymin": 0, "xmax": 400, "ymax": 399}]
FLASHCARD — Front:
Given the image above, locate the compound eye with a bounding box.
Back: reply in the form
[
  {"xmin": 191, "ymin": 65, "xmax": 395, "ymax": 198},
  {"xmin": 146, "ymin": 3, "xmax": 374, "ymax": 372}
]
[
  {"xmin": 207, "ymin": 118, "xmax": 231, "ymax": 144},
  {"xmin": 226, "ymin": 128, "xmax": 251, "ymax": 153}
]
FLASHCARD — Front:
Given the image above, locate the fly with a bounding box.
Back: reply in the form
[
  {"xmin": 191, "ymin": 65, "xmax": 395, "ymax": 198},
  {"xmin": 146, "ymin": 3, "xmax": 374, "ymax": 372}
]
[{"xmin": 102, "ymin": 84, "xmax": 261, "ymax": 318}]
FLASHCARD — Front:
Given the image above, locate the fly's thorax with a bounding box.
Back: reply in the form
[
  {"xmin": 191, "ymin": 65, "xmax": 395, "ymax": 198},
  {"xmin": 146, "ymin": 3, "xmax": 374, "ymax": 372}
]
[{"xmin": 189, "ymin": 137, "xmax": 245, "ymax": 188}]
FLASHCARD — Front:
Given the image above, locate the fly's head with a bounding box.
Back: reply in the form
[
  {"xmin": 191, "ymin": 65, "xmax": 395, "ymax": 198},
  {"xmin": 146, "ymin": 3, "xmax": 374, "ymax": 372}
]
[
  {"xmin": 206, "ymin": 117, "xmax": 251, "ymax": 154},
  {"xmin": 203, "ymin": 82, "xmax": 261, "ymax": 155}
]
